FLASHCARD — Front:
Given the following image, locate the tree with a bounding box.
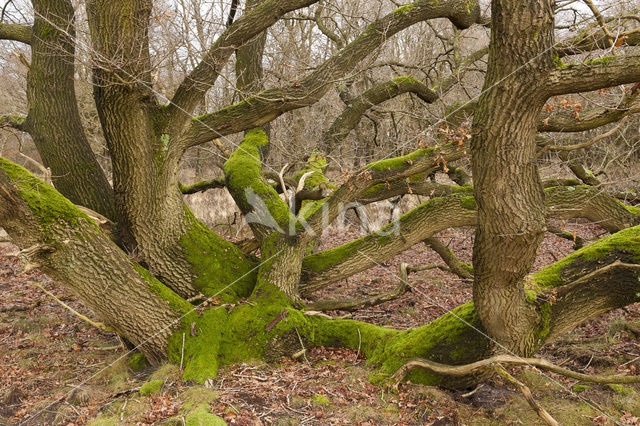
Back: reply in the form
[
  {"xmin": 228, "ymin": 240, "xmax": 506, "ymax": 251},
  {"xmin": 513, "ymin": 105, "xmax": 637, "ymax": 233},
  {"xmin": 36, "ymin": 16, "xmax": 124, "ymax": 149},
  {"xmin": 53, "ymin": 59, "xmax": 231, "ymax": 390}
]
[{"xmin": 1, "ymin": 0, "xmax": 640, "ymax": 388}]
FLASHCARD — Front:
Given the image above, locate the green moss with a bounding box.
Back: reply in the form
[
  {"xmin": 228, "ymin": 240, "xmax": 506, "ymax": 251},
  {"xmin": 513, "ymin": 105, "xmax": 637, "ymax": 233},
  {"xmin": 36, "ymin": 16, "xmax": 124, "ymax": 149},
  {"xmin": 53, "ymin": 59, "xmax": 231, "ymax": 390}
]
[
  {"xmin": 311, "ymin": 394, "xmax": 330, "ymax": 405},
  {"xmin": 393, "ymin": 4, "xmax": 415, "ymax": 16},
  {"xmin": 368, "ymin": 302, "xmax": 490, "ymax": 386},
  {"xmin": 185, "ymin": 403, "xmax": 226, "ymax": 426},
  {"xmin": 87, "ymin": 416, "xmax": 119, "ymax": 426},
  {"xmin": 585, "ymin": 56, "xmax": 615, "ymax": 66},
  {"xmin": 460, "ymin": 196, "xmax": 476, "ymax": 210},
  {"xmin": 179, "ymin": 206, "xmax": 257, "ymax": 299},
  {"xmin": 366, "ymin": 147, "xmax": 435, "ymax": 172},
  {"xmin": 132, "ymin": 263, "xmax": 194, "ymax": 316},
  {"xmin": 532, "ymin": 225, "xmax": 640, "ymax": 288},
  {"xmin": 534, "ymin": 303, "xmax": 552, "ymax": 345},
  {"xmin": 572, "ymin": 384, "xmax": 591, "ymax": 393},
  {"xmin": 150, "ymin": 363, "xmax": 181, "ymax": 381},
  {"xmin": 606, "ymin": 384, "xmax": 634, "ymax": 395},
  {"xmin": 139, "ymin": 379, "xmax": 165, "ymax": 396},
  {"xmin": 0, "ymin": 158, "xmax": 94, "ymax": 227},
  {"xmin": 224, "ymin": 129, "xmax": 297, "ymax": 233},
  {"xmin": 127, "ymin": 353, "xmax": 148, "ymax": 372},
  {"xmin": 181, "ymin": 387, "xmax": 220, "ymax": 412}
]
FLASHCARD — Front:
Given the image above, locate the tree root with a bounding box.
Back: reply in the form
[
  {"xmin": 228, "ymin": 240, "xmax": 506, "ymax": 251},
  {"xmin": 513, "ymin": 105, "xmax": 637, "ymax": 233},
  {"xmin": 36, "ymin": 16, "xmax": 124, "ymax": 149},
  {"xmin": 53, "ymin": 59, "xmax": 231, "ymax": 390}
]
[
  {"xmin": 390, "ymin": 354, "xmax": 640, "ymax": 425},
  {"xmin": 389, "ymin": 354, "xmax": 640, "ymax": 388},
  {"xmin": 493, "ymin": 363, "xmax": 559, "ymax": 426}
]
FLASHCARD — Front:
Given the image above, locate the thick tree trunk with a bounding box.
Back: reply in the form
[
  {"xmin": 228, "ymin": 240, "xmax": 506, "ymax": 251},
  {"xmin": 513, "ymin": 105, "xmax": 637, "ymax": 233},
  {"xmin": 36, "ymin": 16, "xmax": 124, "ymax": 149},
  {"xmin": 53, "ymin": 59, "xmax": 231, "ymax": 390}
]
[
  {"xmin": 25, "ymin": 0, "xmax": 115, "ymax": 219},
  {"xmin": 86, "ymin": 0, "xmax": 255, "ymax": 298},
  {"xmin": 471, "ymin": 0, "xmax": 554, "ymax": 355},
  {"xmin": 0, "ymin": 161, "xmax": 184, "ymax": 363}
]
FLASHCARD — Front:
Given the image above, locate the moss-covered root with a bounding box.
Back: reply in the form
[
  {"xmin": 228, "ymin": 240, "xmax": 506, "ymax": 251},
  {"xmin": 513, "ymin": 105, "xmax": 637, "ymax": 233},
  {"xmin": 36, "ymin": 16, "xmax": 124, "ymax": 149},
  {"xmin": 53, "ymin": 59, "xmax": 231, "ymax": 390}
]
[{"xmin": 307, "ymin": 302, "xmax": 491, "ymax": 388}]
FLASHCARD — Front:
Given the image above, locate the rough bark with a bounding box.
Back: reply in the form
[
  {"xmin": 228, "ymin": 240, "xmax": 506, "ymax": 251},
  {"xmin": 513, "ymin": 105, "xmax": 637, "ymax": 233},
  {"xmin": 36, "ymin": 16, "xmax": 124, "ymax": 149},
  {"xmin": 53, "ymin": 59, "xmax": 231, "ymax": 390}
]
[
  {"xmin": 0, "ymin": 160, "xmax": 184, "ymax": 363},
  {"xmin": 471, "ymin": 0, "xmax": 554, "ymax": 355},
  {"xmin": 25, "ymin": 0, "xmax": 115, "ymax": 219},
  {"xmin": 86, "ymin": 0, "xmax": 255, "ymax": 298},
  {"xmin": 0, "ymin": 23, "xmax": 31, "ymax": 44}
]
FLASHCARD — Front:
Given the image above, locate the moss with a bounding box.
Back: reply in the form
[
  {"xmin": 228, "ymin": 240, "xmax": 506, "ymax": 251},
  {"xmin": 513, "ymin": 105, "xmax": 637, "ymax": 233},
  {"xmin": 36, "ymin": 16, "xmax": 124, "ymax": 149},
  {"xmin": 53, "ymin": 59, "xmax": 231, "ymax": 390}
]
[
  {"xmin": 185, "ymin": 403, "xmax": 227, "ymax": 426},
  {"xmin": 150, "ymin": 363, "xmax": 181, "ymax": 382},
  {"xmin": 224, "ymin": 129, "xmax": 297, "ymax": 233},
  {"xmin": 585, "ymin": 56, "xmax": 615, "ymax": 66},
  {"xmin": 572, "ymin": 384, "xmax": 591, "ymax": 393},
  {"xmin": 181, "ymin": 387, "xmax": 220, "ymax": 411},
  {"xmin": 132, "ymin": 263, "xmax": 194, "ymax": 316},
  {"xmin": 606, "ymin": 384, "xmax": 634, "ymax": 395},
  {"xmin": 179, "ymin": 206, "xmax": 257, "ymax": 300},
  {"xmin": 294, "ymin": 153, "xmax": 329, "ymax": 191},
  {"xmin": 393, "ymin": 4, "xmax": 415, "ymax": 16},
  {"xmin": 87, "ymin": 416, "xmax": 119, "ymax": 426},
  {"xmin": 173, "ymin": 307, "xmax": 226, "ymax": 383},
  {"xmin": 0, "ymin": 158, "xmax": 94, "ymax": 227},
  {"xmin": 366, "ymin": 147, "xmax": 435, "ymax": 172},
  {"xmin": 127, "ymin": 353, "xmax": 148, "ymax": 372},
  {"xmin": 311, "ymin": 394, "xmax": 330, "ymax": 405},
  {"xmin": 533, "ymin": 225, "xmax": 640, "ymax": 288},
  {"xmin": 460, "ymin": 196, "xmax": 476, "ymax": 210},
  {"xmin": 139, "ymin": 379, "xmax": 164, "ymax": 396},
  {"xmin": 534, "ymin": 302, "xmax": 552, "ymax": 344},
  {"xmin": 368, "ymin": 302, "xmax": 490, "ymax": 386}
]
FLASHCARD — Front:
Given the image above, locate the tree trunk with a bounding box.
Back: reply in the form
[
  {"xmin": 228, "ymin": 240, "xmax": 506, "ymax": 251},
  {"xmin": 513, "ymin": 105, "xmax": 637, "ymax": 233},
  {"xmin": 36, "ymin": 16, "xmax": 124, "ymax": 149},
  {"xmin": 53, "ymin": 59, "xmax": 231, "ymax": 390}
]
[
  {"xmin": 25, "ymin": 0, "xmax": 115, "ymax": 219},
  {"xmin": 471, "ymin": 0, "xmax": 554, "ymax": 355},
  {"xmin": 86, "ymin": 0, "xmax": 256, "ymax": 298}
]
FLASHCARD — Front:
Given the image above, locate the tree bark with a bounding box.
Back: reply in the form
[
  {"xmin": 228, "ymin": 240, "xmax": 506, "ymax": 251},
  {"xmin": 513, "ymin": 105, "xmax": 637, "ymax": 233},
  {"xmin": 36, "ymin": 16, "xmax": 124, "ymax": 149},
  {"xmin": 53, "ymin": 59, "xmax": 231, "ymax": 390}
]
[
  {"xmin": 471, "ymin": 0, "xmax": 554, "ymax": 355},
  {"xmin": 25, "ymin": 0, "xmax": 115, "ymax": 220}
]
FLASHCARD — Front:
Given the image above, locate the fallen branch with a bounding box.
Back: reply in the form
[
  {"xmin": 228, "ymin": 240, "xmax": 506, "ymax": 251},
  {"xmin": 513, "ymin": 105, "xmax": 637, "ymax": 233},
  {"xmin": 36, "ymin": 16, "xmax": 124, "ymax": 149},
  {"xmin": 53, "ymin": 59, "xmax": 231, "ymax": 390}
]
[
  {"xmin": 28, "ymin": 281, "xmax": 115, "ymax": 333},
  {"xmin": 305, "ymin": 262, "xmax": 411, "ymax": 312}
]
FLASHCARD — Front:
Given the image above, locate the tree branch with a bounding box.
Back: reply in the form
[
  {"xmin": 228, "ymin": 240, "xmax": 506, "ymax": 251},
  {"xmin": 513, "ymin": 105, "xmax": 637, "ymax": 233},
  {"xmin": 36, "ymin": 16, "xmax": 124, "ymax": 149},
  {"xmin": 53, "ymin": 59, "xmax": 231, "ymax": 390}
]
[
  {"xmin": 181, "ymin": 0, "xmax": 480, "ymax": 148},
  {"xmin": 179, "ymin": 177, "xmax": 226, "ymax": 194},
  {"xmin": 0, "ymin": 114, "xmax": 26, "ymax": 131},
  {"xmin": 166, "ymin": 0, "xmax": 320, "ymax": 133},
  {"xmin": 321, "ymin": 76, "xmax": 437, "ymax": 152},
  {"xmin": 539, "ymin": 82, "xmax": 640, "ymax": 132},
  {"xmin": 305, "ymin": 262, "xmax": 412, "ymax": 312},
  {"xmin": 301, "ymin": 185, "xmax": 638, "ymax": 293},
  {"xmin": 0, "ymin": 22, "xmax": 31, "ymax": 44},
  {"xmin": 546, "ymin": 53, "xmax": 640, "ymax": 96}
]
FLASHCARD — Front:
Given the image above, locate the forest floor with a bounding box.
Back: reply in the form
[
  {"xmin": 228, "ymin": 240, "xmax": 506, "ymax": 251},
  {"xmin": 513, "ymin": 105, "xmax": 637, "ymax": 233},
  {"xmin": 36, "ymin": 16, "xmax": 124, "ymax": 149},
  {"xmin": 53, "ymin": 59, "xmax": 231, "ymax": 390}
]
[{"xmin": 1, "ymin": 218, "xmax": 640, "ymax": 425}]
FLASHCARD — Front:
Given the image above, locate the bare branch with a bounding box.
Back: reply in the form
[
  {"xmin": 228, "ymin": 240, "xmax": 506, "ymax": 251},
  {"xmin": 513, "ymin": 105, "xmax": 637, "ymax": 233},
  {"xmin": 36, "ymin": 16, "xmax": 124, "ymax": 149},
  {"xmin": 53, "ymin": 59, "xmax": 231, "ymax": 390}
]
[
  {"xmin": 305, "ymin": 262, "xmax": 412, "ymax": 312},
  {"xmin": 167, "ymin": 0, "xmax": 321, "ymax": 133},
  {"xmin": 182, "ymin": 0, "xmax": 481, "ymax": 148}
]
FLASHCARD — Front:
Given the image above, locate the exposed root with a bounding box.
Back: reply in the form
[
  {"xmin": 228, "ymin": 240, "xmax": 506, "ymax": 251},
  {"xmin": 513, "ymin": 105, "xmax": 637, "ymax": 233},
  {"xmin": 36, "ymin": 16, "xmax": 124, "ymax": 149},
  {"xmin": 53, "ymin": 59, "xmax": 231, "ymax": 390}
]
[
  {"xmin": 389, "ymin": 354, "xmax": 640, "ymax": 388},
  {"xmin": 493, "ymin": 363, "xmax": 559, "ymax": 426}
]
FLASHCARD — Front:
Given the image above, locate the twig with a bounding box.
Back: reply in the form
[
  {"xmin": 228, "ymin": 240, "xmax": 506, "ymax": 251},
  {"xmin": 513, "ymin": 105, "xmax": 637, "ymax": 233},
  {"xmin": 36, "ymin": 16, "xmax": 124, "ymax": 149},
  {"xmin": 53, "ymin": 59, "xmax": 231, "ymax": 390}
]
[
  {"xmin": 28, "ymin": 281, "xmax": 115, "ymax": 332},
  {"xmin": 180, "ymin": 333, "xmax": 185, "ymax": 372}
]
